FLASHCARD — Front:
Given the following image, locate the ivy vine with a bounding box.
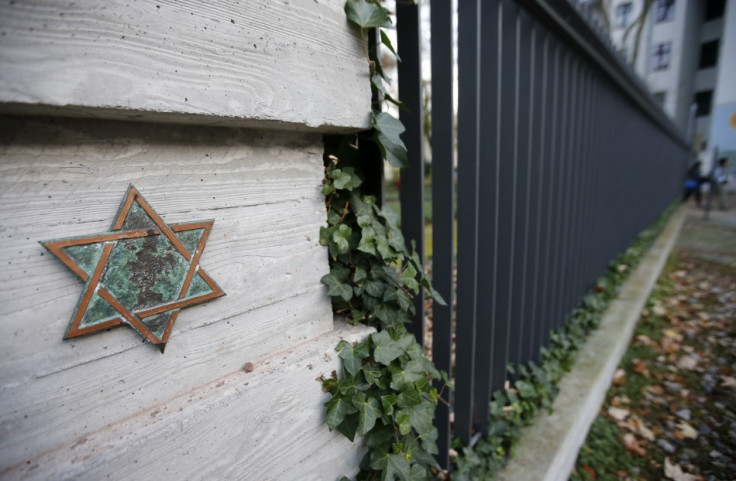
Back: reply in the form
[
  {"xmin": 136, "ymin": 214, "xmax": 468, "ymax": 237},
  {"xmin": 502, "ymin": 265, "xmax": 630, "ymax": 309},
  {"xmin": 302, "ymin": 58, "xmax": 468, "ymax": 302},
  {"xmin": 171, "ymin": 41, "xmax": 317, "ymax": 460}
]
[
  {"xmin": 320, "ymin": 1, "xmax": 448, "ymax": 480},
  {"xmin": 451, "ymin": 204, "xmax": 677, "ymax": 479}
]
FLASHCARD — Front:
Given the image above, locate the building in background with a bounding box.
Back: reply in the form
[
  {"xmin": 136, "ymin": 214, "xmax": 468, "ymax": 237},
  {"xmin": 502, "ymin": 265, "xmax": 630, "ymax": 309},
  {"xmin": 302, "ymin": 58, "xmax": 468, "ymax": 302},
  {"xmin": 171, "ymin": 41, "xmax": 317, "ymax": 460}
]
[{"xmin": 592, "ymin": 0, "xmax": 734, "ymax": 174}]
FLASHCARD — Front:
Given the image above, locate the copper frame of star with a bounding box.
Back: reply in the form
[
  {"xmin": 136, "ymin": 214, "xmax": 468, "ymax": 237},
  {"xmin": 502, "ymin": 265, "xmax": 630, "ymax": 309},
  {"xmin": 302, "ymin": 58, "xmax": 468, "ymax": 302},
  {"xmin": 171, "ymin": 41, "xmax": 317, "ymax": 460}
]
[{"xmin": 40, "ymin": 185, "xmax": 225, "ymax": 352}]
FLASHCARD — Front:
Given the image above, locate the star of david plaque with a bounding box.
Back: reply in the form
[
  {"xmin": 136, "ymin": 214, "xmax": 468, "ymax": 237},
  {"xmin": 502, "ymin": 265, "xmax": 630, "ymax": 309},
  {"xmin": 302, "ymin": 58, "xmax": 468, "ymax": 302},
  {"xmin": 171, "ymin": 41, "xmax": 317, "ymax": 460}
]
[{"xmin": 41, "ymin": 185, "xmax": 225, "ymax": 352}]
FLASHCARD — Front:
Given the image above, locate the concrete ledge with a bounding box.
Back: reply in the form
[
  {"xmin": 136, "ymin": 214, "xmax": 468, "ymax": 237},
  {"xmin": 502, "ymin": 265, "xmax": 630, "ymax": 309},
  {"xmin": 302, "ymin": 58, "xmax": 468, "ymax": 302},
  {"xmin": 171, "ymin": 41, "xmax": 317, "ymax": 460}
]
[
  {"xmin": 0, "ymin": 0, "xmax": 372, "ymax": 133},
  {"xmin": 496, "ymin": 207, "xmax": 687, "ymax": 481}
]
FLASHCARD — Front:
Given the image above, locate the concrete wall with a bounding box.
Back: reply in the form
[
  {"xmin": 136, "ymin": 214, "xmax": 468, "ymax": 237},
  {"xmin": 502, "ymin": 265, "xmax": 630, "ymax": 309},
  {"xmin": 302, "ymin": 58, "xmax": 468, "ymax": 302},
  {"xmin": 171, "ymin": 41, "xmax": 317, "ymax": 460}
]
[{"xmin": 0, "ymin": 1, "xmax": 373, "ymax": 480}]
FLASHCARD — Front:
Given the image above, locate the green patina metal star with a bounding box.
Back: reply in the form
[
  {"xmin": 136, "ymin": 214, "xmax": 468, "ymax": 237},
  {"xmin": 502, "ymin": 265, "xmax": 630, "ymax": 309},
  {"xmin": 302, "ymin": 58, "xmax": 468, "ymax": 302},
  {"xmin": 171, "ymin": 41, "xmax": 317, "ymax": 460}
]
[{"xmin": 41, "ymin": 185, "xmax": 225, "ymax": 352}]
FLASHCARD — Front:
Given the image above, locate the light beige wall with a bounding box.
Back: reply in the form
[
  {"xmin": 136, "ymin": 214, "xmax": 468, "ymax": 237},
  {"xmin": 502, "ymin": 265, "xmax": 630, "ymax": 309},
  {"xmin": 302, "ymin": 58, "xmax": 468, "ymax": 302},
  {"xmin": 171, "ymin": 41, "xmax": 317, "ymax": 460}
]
[
  {"xmin": 0, "ymin": 0, "xmax": 373, "ymax": 479},
  {"xmin": 0, "ymin": 0, "xmax": 372, "ymax": 132}
]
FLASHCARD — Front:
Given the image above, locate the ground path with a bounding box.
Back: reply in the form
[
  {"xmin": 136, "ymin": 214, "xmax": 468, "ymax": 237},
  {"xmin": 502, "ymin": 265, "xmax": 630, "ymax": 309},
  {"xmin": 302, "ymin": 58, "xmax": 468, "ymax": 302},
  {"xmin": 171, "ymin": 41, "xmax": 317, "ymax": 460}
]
[{"xmin": 571, "ymin": 199, "xmax": 736, "ymax": 481}]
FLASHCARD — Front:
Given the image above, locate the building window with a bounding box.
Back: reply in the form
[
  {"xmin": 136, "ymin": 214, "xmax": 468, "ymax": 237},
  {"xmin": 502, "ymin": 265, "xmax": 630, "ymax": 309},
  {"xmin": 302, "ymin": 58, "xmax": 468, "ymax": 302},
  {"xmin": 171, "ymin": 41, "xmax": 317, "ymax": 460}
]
[
  {"xmin": 652, "ymin": 42, "xmax": 671, "ymax": 71},
  {"xmin": 698, "ymin": 40, "xmax": 719, "ymax": 69},
  {"xmin": 705, "ymin": 0, "xmax": 725, "ymax": 20},
  {"xmin": 653, "ymin": 92, "xmax": 666, "ymax": 106},
  {"xmin": 615, "ymin": 2, "xmax": 633, "ymax": 29},
  {"xmin": 656, "ymin": 0, "xmax": 676, "ymax": 22},
  {"xmin": 694, "ymin": 90, "xmax": 713, "ymax": 117}
]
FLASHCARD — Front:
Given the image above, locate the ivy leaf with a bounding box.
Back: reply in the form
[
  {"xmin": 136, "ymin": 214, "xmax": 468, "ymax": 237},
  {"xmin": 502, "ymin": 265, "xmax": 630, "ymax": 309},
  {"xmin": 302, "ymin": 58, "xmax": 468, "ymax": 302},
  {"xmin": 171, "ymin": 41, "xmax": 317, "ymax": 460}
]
[
  {"xmin": 325, "ymin": 394, "xmax": 358, "ymax": 431},
  {"xmin": 337, "ymin": 412, "xmax": 360, "ymax": 442},
  {"xmin": 418, "ymin": 426, "xmax": 439, "ymax": 455},
  {"xmin": 409, "ymin": 464, "xmax": 430, "ymax": 481},
  {"xmin": 319, "ymin": 225, "xmax": 334, "ymax": 246},
  {"xmin": 374, "ymin": 112, "xmax": 408, "ymax": 168},
  {"xmin": 322, "ymin": 181, "xmax": 335, "ymax": 196},
  {"xmin": 515, "ymin": 380, "xmax": 536, "ymax": 399},
  {"xmin": 380, "ymin": 30, "xmax": 401, "ymax": 61},
  {"xmin": 331, "ymin": 167, "xmax": 362, "ymax": 191},
  {"xmin": 400, "ymin": 263, "xmax": 420, "ymax": 293},
  {"xmin": 353, "ymin": 267, "xmax": 368, "ymax": 283},
  {"xmin": 357, "ymin": 226, "xmax": 379, "ymax": 255},
  {"xmin": 399, "ymin": 401, "xmax": 435, "ymax": 435},
  {"xmin": 331, "ymin": 169, "xmax": 352, "ymax": 190},
  {"xmin": 372, "ymin": 330, "xmax": 406, "ymax": 365},
  {"xmin": 351, "ymin": 309, "xmax": 366, "ymax": 325},
  {"xmin": 355, "ymin": 392, "xmax": 382, "ymax": 435},
  {"xmin": 381, "ymin": 393, "xmax": 398, "ymax": 416},
  {"xmin": 369, "ymin": 452, "xmax": 411, "ymax": 481},
  {"xmin": 364, "ymin": 364, "xmax": 388, "ymax": 390},
  {"xmin": 332, "ymin": 224, "xmax": 353, "ymax": 254},
  {"xmin": 322, "ymin": 273, "xmax": 353, "ymax": 302},
  {"xmin": 396, "ymin": 411, "xmax": 412, "ymax": 435},
  {"xmin": 337, "ymin": 340, "xmax": 369, "ymax": 377},
  {"xmin": 365, "ymin": 280, "xmax": 386, "ymax": 298},
  {"xmin": 344, "ymin": 0, "xmax": 393, "ymax": 29},
  {"xmin": 421, "ymin": 277, "xmax": 447, "ymax": 306},
  {"xmin": 389, "ymin": 359, "xmax": 426, "ymax": 391}
]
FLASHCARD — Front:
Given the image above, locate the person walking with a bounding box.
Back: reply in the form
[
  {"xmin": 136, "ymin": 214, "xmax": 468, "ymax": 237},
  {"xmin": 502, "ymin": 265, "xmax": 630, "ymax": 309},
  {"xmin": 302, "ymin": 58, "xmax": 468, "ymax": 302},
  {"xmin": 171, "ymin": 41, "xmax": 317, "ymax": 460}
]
[
  {"xmin": 683, "ymin": 161, "xmax": 705, "ymax": 207},
  {"xmin": 712, "ymin": 158, "xmax": 729, "ymax": 210}
]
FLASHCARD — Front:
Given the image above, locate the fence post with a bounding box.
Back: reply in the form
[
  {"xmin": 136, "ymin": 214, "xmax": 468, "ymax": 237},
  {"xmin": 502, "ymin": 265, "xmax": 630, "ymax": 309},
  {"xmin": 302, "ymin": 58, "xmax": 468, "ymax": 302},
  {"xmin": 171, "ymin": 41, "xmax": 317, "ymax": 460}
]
[
  {"xmin": 430, "ymin": 0, "xmax": 456, "ymax": 468},
  {"xmin": 397, "ymin": 0, "xmax": 426, "ymax": 343},
  {"xmin": 454, "ymin": 0, "xmax": 482, "ymax": 444}
]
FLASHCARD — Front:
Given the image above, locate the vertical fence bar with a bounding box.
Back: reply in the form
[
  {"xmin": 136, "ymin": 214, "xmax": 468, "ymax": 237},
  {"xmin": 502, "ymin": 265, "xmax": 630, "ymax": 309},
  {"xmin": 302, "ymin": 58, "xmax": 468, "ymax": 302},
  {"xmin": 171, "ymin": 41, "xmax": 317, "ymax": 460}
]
[
  {"xmin": 488, "ymin": 0, "xmax": 518, "ymax": 399},
  {"xmin": 454, "ymin": 0, "xmax": 482, "ymax": 444},
  {"xmin": 539, "ymin": 42, "xmax": 560, "ymax": 347},
  {"xmin": 469, "ymin": 0, "xmax": 502, "ymax": 434},
  {"xmin": 430, "ymin": 0, "xmax": 455, "ymax": 467},
  {"xmin": 563, "ymin": 59, "xmax": 578, "ymax": 313},
  {"xmin": 397, "ymin": 1, "xmax": 426, "ymax": 342},
  {"xmin": 530, "ymin": 30, "xmax": 550, "ymax": 363},
  {"xmin": 510, "ymin": 9, "xmax": 533, "ymax": 369},
  {"xmin": 551, "ymin": 50, "xmax": 570, "ymax": 331}
]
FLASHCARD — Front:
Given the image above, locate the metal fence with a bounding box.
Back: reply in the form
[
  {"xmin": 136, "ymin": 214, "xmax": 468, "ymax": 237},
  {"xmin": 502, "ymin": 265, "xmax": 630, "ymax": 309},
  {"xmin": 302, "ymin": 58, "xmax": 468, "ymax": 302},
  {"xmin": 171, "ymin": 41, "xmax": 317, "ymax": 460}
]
[{"xmin": 395, "ymin": 0, "xmax": 691, "ymax": 468}]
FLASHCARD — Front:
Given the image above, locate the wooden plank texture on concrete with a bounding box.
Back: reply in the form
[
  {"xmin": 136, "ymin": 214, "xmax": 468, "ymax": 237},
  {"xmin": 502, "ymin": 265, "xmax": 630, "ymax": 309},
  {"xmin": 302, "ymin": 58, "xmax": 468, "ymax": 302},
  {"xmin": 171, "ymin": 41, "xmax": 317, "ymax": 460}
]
[
  {"xmin": 0, "ymin": 116, "xmax": 340, "ymax": 473},
  {"xmin": 1, "ymin": 319, "xmax": 373, "ymax": 481},
  {"xmin": 0, "ymin": 0, "xmax": 372, "ymax": 132}
]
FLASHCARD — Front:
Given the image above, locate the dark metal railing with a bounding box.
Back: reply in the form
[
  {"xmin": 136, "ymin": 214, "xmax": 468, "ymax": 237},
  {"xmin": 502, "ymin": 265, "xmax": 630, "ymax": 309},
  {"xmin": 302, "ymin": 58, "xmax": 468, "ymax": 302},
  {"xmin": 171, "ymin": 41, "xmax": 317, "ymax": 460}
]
[{"xmin": 395, "ymin": 0, "xmax": 690, "ymax": 467}]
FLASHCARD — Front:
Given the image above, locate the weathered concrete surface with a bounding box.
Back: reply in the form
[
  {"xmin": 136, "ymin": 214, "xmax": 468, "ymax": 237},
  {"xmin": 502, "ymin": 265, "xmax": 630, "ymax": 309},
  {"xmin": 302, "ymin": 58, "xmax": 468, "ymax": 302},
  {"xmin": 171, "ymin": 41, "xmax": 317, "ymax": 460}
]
[
  {"xmin": 0, "ymin": 116, "xmax": 370, "ymax": 479},
  {"xmin": 1, "ymin": 320, "xmax": 374, "ymax": 481},
  {"xmin": 0, "ymin": 0, "xmax": 372, "ymax": 132},
  {"xmin": 496, "ymin": 207, "xmax": 688, "ymax": 481}
]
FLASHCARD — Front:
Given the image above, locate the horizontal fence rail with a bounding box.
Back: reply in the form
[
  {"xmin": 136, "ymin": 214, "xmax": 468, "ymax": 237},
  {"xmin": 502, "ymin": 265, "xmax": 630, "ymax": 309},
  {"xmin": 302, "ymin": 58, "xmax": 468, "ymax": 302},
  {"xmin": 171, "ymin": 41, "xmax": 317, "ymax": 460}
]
[{"xmin": 395, "ymin": 0, "xmax": 691, "ymax": 468}]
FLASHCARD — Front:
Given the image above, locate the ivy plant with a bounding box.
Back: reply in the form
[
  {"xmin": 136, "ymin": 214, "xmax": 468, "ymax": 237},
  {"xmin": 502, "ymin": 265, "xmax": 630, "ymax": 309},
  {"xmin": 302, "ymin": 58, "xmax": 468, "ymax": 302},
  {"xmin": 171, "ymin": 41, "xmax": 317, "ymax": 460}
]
[
  {"xmin": 320, "ymin": 154, "xmax": 449, "ymax": 481},
  {"xmin": 319, "ymin": 1, "xmax": 448, "ymax": 480}
]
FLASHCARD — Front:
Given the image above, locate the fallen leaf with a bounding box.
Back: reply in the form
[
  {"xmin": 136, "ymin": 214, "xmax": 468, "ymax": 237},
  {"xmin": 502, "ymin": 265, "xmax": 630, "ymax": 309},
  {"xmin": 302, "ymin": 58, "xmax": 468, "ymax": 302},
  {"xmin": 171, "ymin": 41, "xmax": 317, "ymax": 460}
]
[
  {"xmin": 663, "ymin": 329, "xmax": 682, "ymax": 340},
  {"xmin": 664, "ymin": 457, "xmax": 699, "ymax": 481},
  {"xmin": 720, "ymin": 376, "xmax": 736, "ymax": 388},
  {"xmin": 675, "ymin": 421, "xmax": 698, "ymax": 439},
  {"xmin": 635, "ymin": 334, "xmax": 652, "ymax": 345},
  {"xmin": 623, "ymin": 433, "xmax": 646, "ymax": 456},
  {"xmin": 677, "ymin": 355, "xmax": 698, "ymax": 370},
  {"xmin": 653, "ymin": 304, "xmax": 667, "ymax": 316},
  {"xmin": 632, "ymin": 416, "xmax": 656, "ymax": 441},
  {"xmin": 612, "ymin": 368, "xmax": 626, "ymax": 385},
  {"xmin": 633, "ymin": 360, "xmax": 648, "ymax": 373},
  {"xmin": 608, "ymin": 406, "xmax": 629, "ymax": 421},
  {"xmin": 581, "ymin": 465, "xmax": 597, "ymax": 479},
  {"xmin": 646, "ymin": 385, "xmax": 665, "ymax": 395}
]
